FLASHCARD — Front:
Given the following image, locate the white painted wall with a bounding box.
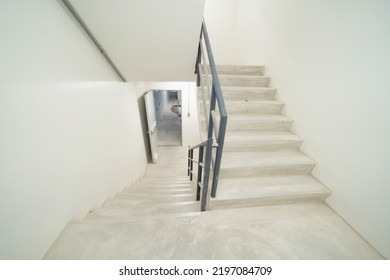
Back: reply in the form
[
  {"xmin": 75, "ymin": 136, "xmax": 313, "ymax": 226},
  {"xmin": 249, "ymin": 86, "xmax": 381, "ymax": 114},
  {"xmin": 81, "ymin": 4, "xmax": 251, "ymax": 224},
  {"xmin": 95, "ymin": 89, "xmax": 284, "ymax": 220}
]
[
  {"xmin": 204, "ymin": 0, "xmax": 390, "ymax": 258},
  {"xmin": 145, "ymin": 82, "xmax": 201, "ymax": 147},
  {"xmin": 70, "ymin": 0, "xmax": 205, "ymax": 81},
  {"xmin": 0, "ymin": 0, "xmax": 148, "ymax": 259},
  {"xmin": 203, "ymin": 0, "xmax": 239, "ymax": 63}
]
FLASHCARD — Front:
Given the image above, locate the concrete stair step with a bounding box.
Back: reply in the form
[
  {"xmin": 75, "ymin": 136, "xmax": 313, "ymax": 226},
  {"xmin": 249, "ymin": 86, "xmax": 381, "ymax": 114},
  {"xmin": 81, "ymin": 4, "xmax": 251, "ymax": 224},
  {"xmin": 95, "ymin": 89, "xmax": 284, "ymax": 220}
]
[
  {"xmin": 128, "ymin": 181, "xmax": 191, "ymax": 189},
  {"xmin": 223, "ymin": 131, "xmax": 303, "ymax": 152},
  {"xmin": 201, "ymin": 114, "xmax": 293, "ymax": 132},
  {"xmin": 220, "ymin": 150, "xmax": 316, "ymax": 177},
  {"xmin": 211, "ymin": 175, "xmax": 330, "ymax": 209},
  {"xmin": 123, "ymin": 187, "xmax": 195, "ymax": 195},
  {"xmin": 227, "ymin": 114, "xmax": 293, "ymax": 131},
  {"xmin": 200, "ymin": 87, "xmax": 276, "ymax": 100},
  {"xmin": 144, "ymin": 166, "xmax": 188, "ymax": 178},
  {"xmin": 214, "ymin": 75, "xmax": 270, "ymax": 87},
  {"xmin": 202, "ymin": 99, "xmax": 284, "ymax": 114},
  {"xmin": 141, "ymin": 176, "xmax": 189, "ymax": 182},
  {"xmin": 110, "ymin": 193, "xmax": 195, "ymax": 204},
  {"xmin": 221, "ymin": 87, "xmax": 276, "ymax": 100},
  {"xmin": 86, "ymin": 201, "xmax": 201, "ymax": 220},
  {"xmin": 210, "ymin": 65, "xmax": 265, "ymax": 76}
]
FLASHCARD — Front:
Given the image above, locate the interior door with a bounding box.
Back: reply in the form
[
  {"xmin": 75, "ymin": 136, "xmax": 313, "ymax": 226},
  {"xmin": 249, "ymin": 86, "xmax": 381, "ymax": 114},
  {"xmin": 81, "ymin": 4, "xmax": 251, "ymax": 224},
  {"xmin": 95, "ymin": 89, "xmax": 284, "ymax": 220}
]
[{"xmin": 144, "ymin": 90, "xmax": 158, "ymax": 163}]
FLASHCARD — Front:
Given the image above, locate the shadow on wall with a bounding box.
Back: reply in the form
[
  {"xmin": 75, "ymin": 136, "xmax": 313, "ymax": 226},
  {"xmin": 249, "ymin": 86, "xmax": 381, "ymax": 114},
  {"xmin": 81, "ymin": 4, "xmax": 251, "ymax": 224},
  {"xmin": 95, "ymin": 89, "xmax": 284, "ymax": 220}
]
[{"xmin": 137, "ymin": 94, "xmax": 152, "ymax": 163}]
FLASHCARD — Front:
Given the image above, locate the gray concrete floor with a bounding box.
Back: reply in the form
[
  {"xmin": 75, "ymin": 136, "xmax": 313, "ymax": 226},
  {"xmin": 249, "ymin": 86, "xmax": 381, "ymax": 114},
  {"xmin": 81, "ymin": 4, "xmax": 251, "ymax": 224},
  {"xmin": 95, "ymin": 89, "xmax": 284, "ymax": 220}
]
[{"xmin": 158, "ymin": 97, "xmax": 182, "ymax": 146}]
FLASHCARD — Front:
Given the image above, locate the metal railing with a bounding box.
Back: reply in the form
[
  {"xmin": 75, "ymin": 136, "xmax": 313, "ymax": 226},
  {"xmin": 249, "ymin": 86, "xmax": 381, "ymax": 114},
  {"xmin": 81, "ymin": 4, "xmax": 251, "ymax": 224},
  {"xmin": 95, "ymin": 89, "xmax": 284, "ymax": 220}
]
[
  {"xmin": 59, "ymin": 0, "xmax": 126, "ymax": 82},
  {"xmin": 188, "ymin": 19, "xmax": 228, "ymax": 211}
]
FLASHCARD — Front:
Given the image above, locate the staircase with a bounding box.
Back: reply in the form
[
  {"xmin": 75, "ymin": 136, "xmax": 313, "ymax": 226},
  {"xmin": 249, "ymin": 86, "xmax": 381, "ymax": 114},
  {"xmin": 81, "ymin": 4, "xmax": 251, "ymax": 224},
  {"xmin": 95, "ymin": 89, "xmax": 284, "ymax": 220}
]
[
  {"xmin": 43, "ymin": 66, "xmax": 382, "ymax": 259},
  {"xmin": 197, "ymin": 65, "xmax": 331, "ymax": 210},
  {"xmin": 86, "ymin": 147, "xmax": 200, "ymax": 222}
]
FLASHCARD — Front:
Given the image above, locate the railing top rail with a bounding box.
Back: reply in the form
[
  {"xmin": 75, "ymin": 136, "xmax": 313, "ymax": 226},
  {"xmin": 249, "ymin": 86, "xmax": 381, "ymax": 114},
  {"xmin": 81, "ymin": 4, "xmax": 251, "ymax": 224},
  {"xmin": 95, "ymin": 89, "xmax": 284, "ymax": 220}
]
[
  {"xmin": 201, "ymin": 20, "xmax": 228, "ymax": 117},
  {"xmin": 60, "ymin": 0, "xmax": 126, "ymax": 82},
  {"xmin": 188, "ymin": 139, "xmax": 209, "ymax": 150}
]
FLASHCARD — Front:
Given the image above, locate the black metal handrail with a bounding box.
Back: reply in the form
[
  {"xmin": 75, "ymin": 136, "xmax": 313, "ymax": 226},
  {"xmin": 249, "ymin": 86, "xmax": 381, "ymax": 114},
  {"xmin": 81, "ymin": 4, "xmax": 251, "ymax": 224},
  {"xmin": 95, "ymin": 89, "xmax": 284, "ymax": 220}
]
[{"xmin": 188, "ymin": 19, "xmax": 228, "ymax": 211}]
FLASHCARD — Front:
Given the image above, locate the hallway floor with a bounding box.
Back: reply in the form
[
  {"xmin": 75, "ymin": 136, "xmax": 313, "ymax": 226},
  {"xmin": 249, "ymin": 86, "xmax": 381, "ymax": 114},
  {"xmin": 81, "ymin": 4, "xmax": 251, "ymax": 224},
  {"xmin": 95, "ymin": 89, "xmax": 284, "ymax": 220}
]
[
  {"xmin": 44, "ymin": 147, "xmax": 384, "ymax": 260},
  {"xmin": 157, "ymin": 94, "xmax": 182, "ymax": 146}
]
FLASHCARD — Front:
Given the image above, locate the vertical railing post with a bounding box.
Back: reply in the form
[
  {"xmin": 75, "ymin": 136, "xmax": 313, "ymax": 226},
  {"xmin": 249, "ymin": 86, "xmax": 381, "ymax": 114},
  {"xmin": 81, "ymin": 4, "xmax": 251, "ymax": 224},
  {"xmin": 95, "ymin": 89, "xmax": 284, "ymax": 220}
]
[
  {"xmin": 196, "ymin": 43, "xmax": 202, "ymax": 87},
  {"xmin": 207, "ymin": 85, "xmax": 217, "ymax": 140},
  {"xmin": 196, "ymin": 146, "xmax": 204, "ymax": 201},
  {"xmin": 189, "ymin": 149, "xmax": 194, "ymax": 181},
  {"xmin": 187, "ymin": 148, "xmax": 191, "ymax": 176},
  {"xmin": 211, "ymin": 115, "xmax": 228, "ymax": 197},
  {"xmin": 201, "ymin": 138, "xmax": 213, "ymax": 211}
]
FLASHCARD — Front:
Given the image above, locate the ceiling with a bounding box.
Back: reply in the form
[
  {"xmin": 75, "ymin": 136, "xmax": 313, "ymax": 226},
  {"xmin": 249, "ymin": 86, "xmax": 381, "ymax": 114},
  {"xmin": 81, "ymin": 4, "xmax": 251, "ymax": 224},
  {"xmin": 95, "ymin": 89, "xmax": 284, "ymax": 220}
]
[{"xmin": 69, "ymin": 0, "xmax": 205, "ymax": 81}]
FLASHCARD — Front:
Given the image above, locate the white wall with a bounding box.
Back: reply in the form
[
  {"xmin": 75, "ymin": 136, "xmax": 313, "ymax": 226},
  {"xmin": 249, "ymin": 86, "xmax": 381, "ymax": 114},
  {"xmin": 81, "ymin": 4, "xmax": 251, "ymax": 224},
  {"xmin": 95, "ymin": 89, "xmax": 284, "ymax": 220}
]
[
  {"xmin": 0, "ymin": 0, "xmax": 148, "ymax": 259},
  {"xmin": 205, "ymin": 0, "xmax": 390, "ymax": 258},
  {"xmin": 203, "ymin": 0, "xmax": 239, "ymax": 63}
]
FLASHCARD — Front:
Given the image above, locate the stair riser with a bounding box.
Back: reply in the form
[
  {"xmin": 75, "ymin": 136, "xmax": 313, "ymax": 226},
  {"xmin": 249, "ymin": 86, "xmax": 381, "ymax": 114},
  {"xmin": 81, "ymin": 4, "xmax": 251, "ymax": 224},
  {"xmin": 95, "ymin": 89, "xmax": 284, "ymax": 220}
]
[
  {"xmin": 226, "ymin": 121, "xmax": 293, "ymax": 131},
  {"xmin": 115, "ymin": 193, "xmax": 194, "ymax": 199},
  {"xmin": 199, "ymin": 87, "xmax": 276, "ymax": 101},
  {"xmin": 217, "ymin": 76, "xmax": 270, "ymax": 87},
  {"xmin": 113, "ymin": 196, "xmax": 194, "ymax": 204},
  {"xmin": 144, "ymin": 167, "xmax": 187, "ymax": 177},
  {"xmin": 199, "ymin": 102, "xmax": 284, "ymax": 114},
  {"xmin": 104, "ymin": 197, "xmax": 196, "ymax": 207},
  {"xmin": 140, "ymin": 179, "xmax": 190, "ymax": 183},
  {"xmin": 223, "ymin": 141, "xmax": 303, "ymax": 152},
  {"xmin": 87, "ymin": 203, "xmax": 200, "ymax": 220},
  {"xmin": 211, "ymin": 193, "xmax": 330, "ymax": 210},
  {"xmin": 201, "ymin": 120, "xmax": 292, "ymax": 132},
  {"xmin": 129, "ymin": 183, "xmax": 191, "ymax": 189},
  {"xmin": 222, "ymin": 88, "xmax": 276, "ymax": 100},
  {"xmin": 123, "ymin": 189, "xmax": 195, "ymax": 195},
  {"xmin": 220, "ymin": 163, "xmax": 315, "ymax": 178},
  {"xmin": 226, "ymin": 103, "xmax": 284, "ymax": 114},
  {"xmin": 207, "ymin": 65, "xmax": 265, "ymax": 76}
]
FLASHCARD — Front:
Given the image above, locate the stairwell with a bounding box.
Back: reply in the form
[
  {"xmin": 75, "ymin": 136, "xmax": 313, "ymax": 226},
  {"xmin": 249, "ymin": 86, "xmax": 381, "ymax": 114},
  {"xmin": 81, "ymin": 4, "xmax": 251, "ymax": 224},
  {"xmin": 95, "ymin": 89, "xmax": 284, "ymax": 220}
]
[{"xmin": 44, "ymin": 66, "xmax": 382, "ymax": 260}]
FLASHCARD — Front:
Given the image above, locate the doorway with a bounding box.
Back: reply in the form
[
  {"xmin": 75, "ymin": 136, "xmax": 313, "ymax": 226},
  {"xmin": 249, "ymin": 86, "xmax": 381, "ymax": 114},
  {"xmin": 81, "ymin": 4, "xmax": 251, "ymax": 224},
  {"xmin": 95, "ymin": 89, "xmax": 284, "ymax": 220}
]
[{"xmin": 155, "ymin": 90, "xmax": 182, "ymax": 146}]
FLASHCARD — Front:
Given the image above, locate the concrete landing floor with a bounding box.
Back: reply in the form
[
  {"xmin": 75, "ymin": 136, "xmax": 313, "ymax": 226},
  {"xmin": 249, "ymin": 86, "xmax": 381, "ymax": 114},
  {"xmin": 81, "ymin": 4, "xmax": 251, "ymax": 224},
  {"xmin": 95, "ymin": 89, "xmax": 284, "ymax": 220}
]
[
  {"xmin": 44, "ymin": 147, "xmax": 384, "ymax": 259},
  {"xmin": 45, "ymin": 201, "xmax": 383, "ymax": 260}
]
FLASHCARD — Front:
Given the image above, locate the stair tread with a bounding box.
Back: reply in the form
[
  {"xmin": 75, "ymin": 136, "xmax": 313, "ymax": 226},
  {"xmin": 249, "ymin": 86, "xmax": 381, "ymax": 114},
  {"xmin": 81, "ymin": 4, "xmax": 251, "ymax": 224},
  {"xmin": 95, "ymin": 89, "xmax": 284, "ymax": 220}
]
[
  {"xmin": 225, "ymin": 131, "xmax": 302, "ymax": 142},
  {"xmin": 214, "ymin": 175, "xmax": 330, "ymax": 201},
  {"xmin": 221, "ymin": 150, "xmax": 316, "ymax": 168}
]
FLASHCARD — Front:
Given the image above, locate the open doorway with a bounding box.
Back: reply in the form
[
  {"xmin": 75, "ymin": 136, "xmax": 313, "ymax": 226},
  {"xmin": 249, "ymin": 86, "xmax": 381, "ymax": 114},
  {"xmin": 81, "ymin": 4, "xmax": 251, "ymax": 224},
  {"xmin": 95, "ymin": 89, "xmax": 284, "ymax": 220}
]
[{"xmin": 155, "ymin": 90, "xmax": 182, "ymax": 146}]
